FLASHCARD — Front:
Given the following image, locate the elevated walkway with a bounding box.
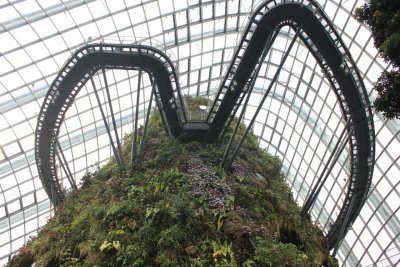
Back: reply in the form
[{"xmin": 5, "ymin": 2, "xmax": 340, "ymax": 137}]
[
  {"xmin": 35, "ymin": 44, "xmax": 187, "ymax": 204},
  {"xmin": 206, "ymin": 0, "xmax": 375, "ymax": 249},
  {"xmin": 35, "ymin": 0, "xmax": 374, "ymax": 251}
]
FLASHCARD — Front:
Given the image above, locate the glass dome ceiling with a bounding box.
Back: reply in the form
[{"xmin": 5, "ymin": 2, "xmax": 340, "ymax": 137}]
[{"xmin": 0, "ymin": 0, "xmax": 399, "ymax": 266}]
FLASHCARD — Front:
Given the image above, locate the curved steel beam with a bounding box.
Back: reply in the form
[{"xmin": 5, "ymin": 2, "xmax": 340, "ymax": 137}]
[
  {"xmin": 207, "ymin": 0, "xmax": 375, "ymax": 249},
  {"xmin": 35, "ymin": 0, "xmax": 375, "ymax": 252},
  {"xmin": 35, "ymin": 44, "xmax": 185, "ymax": 205}
]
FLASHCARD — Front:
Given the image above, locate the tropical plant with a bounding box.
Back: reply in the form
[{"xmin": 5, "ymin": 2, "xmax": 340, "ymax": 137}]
[
  {"xmin": 355, "ymin": 1, "xmax": 400, "ymax": 119},
  {"xmin": 8, "ymin": 105, "xmax": 337, "ymax": 266}
]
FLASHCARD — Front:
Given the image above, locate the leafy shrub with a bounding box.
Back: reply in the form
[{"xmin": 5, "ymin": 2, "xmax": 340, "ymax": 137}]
[{"xmin": 8, "ymin": 107, "xmax": 336, "ymax": 266}]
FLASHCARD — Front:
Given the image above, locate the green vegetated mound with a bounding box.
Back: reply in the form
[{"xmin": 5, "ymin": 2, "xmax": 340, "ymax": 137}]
[{"xmin": 8, "ymin": 103, "xmax": 338, "ymax": 267}]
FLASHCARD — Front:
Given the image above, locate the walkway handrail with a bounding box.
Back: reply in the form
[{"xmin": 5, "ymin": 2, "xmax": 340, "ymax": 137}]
[
  {"xmin": 35, "ymin": 0, "xmax": 375, "ymax": 251},
  {"xmin": 207, "ymin": 0, "xmax": 375, "ymax": 249},
  {"xmin": 35, "ymin": 44, "xmax": 186, "ymax": 204}
]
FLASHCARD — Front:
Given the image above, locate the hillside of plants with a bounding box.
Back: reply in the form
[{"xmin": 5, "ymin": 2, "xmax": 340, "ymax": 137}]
[{"xmin": 8, "ymin": 98, "xmax": 338, "ymax": 266}]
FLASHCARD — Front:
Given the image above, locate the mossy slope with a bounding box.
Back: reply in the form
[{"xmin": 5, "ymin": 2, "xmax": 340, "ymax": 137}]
[{"xmin": 8, "ymin": 110, "xmax": 337, "ymax": 267}]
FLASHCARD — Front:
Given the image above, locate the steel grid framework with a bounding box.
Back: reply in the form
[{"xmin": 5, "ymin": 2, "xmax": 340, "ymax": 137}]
[{"xmin": 0, "ymin": 0, "xmax": 399, "ymax": 266}]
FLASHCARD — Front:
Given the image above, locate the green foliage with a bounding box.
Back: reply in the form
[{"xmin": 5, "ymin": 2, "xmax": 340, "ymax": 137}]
[
  {"xmin": 9, "ymin": 107, "xmax": 336, "ymax": 266},
  {"xmin": 372, "ymin": 70, "xmax": 400, "ymax": 119},
  {"xmin": 355, "ymin": 1, "xmax": 400, "ymax": 67},
  {"xmin": 157, "ymin": 225, "xmax": 184, "ymax": 250},
  {"xmin": 210, "ymin": 240, "xmax": 237, "ymax": 266},
  {"xmin": 145, "ymin": 207, "xmax": 160, "ymax": 225},
  {"xmin": 5, "ymin": 245, "xmax": 33, "ymax": 267},
  {"xmin": 60, "ymin": 250, "xmax": 83, "ymax": 267},
  {"xmin": 355, "ymin": 1, "xmax": 400, "ymax": 119},
  {"xmin": 254, "ymin": 237, "xmax": 309, "ymax": 267},
  {"xmin": 99, "ymin": 240, "xmax": 121, "ymax": 252},
  {"xmin": 184, "ymin": 95, "xmax": 210, "ymax": 120},
  {"xmin": 326, "ymin": 254, "xmax": 339, "ymax": 267}
]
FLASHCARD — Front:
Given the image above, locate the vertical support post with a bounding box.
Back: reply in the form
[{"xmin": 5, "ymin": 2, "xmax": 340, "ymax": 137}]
[
  {"xmin": 332, "ymin": 194, "xmax": 357, "ymax": 256},
  {"xmin": 51, "ymin": 184, "xmax": 57, "ymax": 210},
  {"xmin": 221, "ymin": 30, "xmax": 276, "ymax": 168},
  {"xmin": 131, "ymin": 68, "xmax": 142, "ymax": 163},
  {"xmin": 90, "ymin": 75, "xmax": 124, "ymax": 167},
  {"xmin": 224, "ymin": 26, "xmax": 302, "ymax": 170},
  {"xmin": 138, "ymin": 76, "xmax": 155, "ymax": 158},
  {"xmin": 101, "ymin": 66, "xmax": 125, "ymax": 167},
  {"xmin": 301, "ymin": 118, "xmax": 351, "ymax": 216},
  {"xmin": 54, "ymin": 139, "xmax": 77, "ymax": 191},
  {"xmin": 219, "ymin": 30, "xmax": 279, "ymax": 140},
  {"xmin": 301, "ymin": 125, "xmax": 354, "ymax": 216}
]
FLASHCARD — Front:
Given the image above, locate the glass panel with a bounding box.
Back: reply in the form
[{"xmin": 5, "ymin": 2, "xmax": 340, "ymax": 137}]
[
  {"xmin": 0, "ymin": 6, "xmax": 19, "ymax": 24},
  {"xmin": 14, "ymin": 1, "xmax": 41, "ymax": 16},
  {"xmin": 144, "ymin": 2, "xmax": 160, "ymax": 20},
  {"xmin": 0, "ymin": 56, "xmax": 13, "ymax": 75},
  {"xmin": 0, "ymin": 1, "xmax": 397, "ymax": 266},
  {"xmin": 50, "ymin": 11, "xmax": 75, "ymax": 32},
  {"xmin": 86, "ymin": 1, "xmax": 108, "ymax": 19},
  {"xmin": 159, "ymin": 0, "xmax": 174, "ymax": 15},
  {"xmin": 9, "ymin": 25, "xmax": 38, "ymax": 46},
  {"xmin": 31, "ymin": 18, "xmax": 58, "ymax": 38}
]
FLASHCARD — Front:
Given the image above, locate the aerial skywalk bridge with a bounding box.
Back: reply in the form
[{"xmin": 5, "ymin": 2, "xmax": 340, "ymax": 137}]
[{"xmin": 36, "ymin": 0, "xmax": 374, "ymax": 253}]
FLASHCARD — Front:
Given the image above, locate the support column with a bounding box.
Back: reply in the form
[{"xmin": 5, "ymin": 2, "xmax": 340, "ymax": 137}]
[
  {"xmin": 54, "ymin": 138, "xmax": 77, "ymax": 191},
  {"xmin": 90, "ymin": 74, "xmax": 124, "ymax": 167},
  {"xmin": 101, "ymin": 66, "xmax": 125, "ymax": 167},
  {"xmin": 332, "ymin": 194, "xmax": 356, "ymax": 256},
  {"xmin": 221, "ymin": 30, "xmax": 277, "ymax": 168},
  {"xmin": 301, "ymin": 122, "xmax": 353, "ymax": 216},
  {"xmin": 224, "ymin": 26, "xmax": 302, "ymax": 170},
  {"xmin": 138, "ymin": 76, "xmax": 155, "ymax": 158},
  {"xmin": 131, "ymin": 68, "xmax": 142, "ymax": 163}
]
